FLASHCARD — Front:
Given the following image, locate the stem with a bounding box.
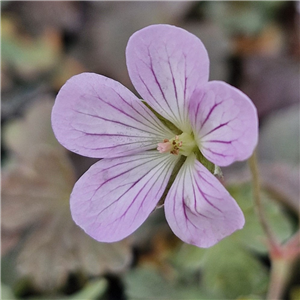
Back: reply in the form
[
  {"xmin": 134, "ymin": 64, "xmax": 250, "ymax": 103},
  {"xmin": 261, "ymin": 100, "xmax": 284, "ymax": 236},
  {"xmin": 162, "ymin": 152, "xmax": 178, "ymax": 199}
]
[
  {"xmin": 248, "ymin": 151, "xmax": 300, "ymax": 300},
  {"xmin": 266, "ymin": 257, "xmax": 293, "ymax": 300},
  {"xmin": 267, "ymin": 231, "xmax": 300, "ymax": 300},
  {"xmin": 248, "ymin": 150, "xmax": 278, "ymax": 249}
]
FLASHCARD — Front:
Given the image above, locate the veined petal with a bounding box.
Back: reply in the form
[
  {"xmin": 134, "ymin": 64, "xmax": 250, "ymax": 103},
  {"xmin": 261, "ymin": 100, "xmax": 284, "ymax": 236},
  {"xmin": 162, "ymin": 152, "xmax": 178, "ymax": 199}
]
[
  {"xmin": 71, "ymin": 151, "xmax": 179, "ymax": 243},
  {"xmin": 126, "ymin": 24, "xmax": 209, "ymax": 133},
  {"xmin": 164, "ymin": 154, "xmax": 245, "ymax": 248},
  {"xmin": 51, "ymin": 73, "xmax": 174, "ymax": 158},
  {"xmin": 189, "ymin": 81, "xmax": 258, "ymax": 166}
]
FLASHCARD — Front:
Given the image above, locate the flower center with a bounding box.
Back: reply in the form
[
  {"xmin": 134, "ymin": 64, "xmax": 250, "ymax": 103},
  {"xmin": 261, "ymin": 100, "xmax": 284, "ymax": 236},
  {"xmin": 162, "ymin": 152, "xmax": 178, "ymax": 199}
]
[{"xmin": 157, "ymin": 132, "xmax": 197, "ymax": 157}]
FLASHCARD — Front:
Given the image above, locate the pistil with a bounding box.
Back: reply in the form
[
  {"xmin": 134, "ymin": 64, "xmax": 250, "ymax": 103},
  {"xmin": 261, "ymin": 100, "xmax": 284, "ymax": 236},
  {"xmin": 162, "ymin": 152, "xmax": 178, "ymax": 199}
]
[{"xmin": 157, "ymin": 132, "xmax": 197, "ymax": 157}]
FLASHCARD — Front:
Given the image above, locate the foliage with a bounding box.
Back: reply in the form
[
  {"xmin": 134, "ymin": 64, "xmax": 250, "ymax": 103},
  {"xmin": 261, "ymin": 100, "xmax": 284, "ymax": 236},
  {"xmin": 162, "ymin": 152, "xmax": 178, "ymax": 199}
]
[{"xmin": 1, "ymin": 1, "xmax": 299, "ymax": 299}]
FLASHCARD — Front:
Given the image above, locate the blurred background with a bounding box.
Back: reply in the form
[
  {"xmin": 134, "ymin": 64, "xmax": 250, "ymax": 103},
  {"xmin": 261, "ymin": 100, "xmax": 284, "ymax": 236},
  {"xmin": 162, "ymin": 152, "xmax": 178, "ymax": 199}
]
[{"xmin": 1, "ymin": 1, "xmax": 299, "ymax": 300}]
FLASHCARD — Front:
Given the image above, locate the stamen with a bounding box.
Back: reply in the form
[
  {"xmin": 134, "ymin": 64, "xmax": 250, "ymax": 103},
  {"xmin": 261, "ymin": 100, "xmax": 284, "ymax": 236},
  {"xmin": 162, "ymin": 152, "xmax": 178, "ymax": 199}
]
[
  {"xmin": 157, "ymin": 140, "xmax": 173, "ymax": 153},
  {"xmin": 157, "ymin": 132, "xmax": 197, "ymax": 156}
]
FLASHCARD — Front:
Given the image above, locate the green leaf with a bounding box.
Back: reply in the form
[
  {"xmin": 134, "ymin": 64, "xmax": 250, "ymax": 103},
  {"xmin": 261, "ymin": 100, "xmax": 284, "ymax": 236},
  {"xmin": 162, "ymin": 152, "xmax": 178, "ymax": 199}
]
[
  {"xmin": 1, "ymin": 283, "xmax": 16, "ymax": 300},
  {"xmin": 171, "ymin": 238, "xmax": 268, "ymax": 299},
  {"xmin": 124, "ymin": 266, "xmax": 212, "ymax": 300},
  {"xmin": 18, "ymin": 279, "xmax": 107, "ymax": 300},
  {"xmin": 236, "ymin": 295, "xmax": 263, "ymax": 300},
  {"xmin": 200, "ymin": 239, "xmax": 269, "ymax": 298},
  {"xmin": 228, "ymin": 183, "xmax": 294, "ymax": 253},
  {"xmin": 204, "ymin": 1, "xmax": 285, "ymax": 36},
  {"xmin": 170, "ymin": 180, "xmax": 295, "ymax": 298},
  {"xmin": 67, "ymin": 279, "xmax": 107, "ymax": 300}
]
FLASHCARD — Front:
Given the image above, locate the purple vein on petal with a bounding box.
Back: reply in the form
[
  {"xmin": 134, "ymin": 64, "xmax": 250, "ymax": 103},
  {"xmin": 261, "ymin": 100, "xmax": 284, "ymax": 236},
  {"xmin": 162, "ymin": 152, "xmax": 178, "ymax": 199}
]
[
  {"xmin": 93, "ymin": 154, "xmax": 178, "ymax": 229},
  {"xmin": 93, "ymin": 158, "xmax": 163, "ymax": 219},
  {"xmin": 137, "ymin": 72, "xmax": 174, "ymax": 122},
  {"xmin": 125, "ymin": 157, "xmax": 176, "ymax": 228},
  {"xmin": 85, "ymin": 155, "xmax": 159, "ymax": 204},
  {"xmin": 199, "ymin": 121, "xmax": 230, "ymax": 139},
  {"xmin": 200, "ymin": 99, "xmax": 224, "ymax": 129},
  {"xmin": 204, "ymin": 140, "xmax": 235, "ymax": 144},
  {"xmin": 183, "ymin": 54, "xmax": 188, "ymax": 105},
  {"xmin": 164, "ymin": 44, "xmax": 181, "ymax": 124},
  {"xmin": 181, "ymin": 165, "xmax": 189, "ymax": 228},
  {"xmin": 93, "ymin": 153, "xmax": 176, "ymax": 209},
  {"xmin": 73, "ymin": 109, "xmax": 161, "ymax": 136},
  {"xmin": 147, "ymin": 48, "xmax": 181, "ymax": 126},
  {"xmin": 89, "ymin": 88, "xmax": 167, "ymax": 135},
  {"xmin": 171, "ymin": 169, "xmax": 184, "ymax": 230},
  {"xmin": 83, "ymin": 82, "xmax": 167, "ymax": 136},
  {"xmin": 136, "ymin": 97, "xmax": 169, "ymax": 126},
  {"xmin": 188, "ymin": 166, "xmax": 210, "ymax": 218},
  {"xmin": 192, "ymin": 168, "xmax": 222, "ymax": 213},
  {"xmin": 81, "ymin": 141, "xmax": 156, "ymax": 151},
  {"xmin": 196, "ymin": 169, "xmax": 218, "ymax": 191},
  {"xmin": 201, "ymin": 146, "xmax": 228, "ymax": 158},
  {"xmin": 102, "ymin": 155, "xmax": 161, "ymax": 187},
  {"xmin": 114, "ymin": 91, "xmax": 171, "ymax": 134},
  {"xmin": 70, "ymin": 128, "xmax": 154, "ymax": 139}
]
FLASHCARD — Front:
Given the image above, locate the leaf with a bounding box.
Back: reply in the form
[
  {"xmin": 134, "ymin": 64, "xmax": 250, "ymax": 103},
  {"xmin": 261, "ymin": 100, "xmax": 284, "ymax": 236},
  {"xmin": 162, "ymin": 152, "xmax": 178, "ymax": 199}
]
[
  {"xmin": 257, "ymin": 105, "xmax": 300, "ymax": 164},
  {"xmin": 171, "ymin": 243, "xmax": 206, "ymax": 272},
  {"xmin": 260, "ymin": 163, "xmax": 300, "ymax": 216},
  {"xmin": 199, "ymin": 239, "xmax": 269, "ymax": 299},
  {"xmin": 1, "ymin": 283, "xmax": 16, "ymax": 300},
  {"xmin": 1, "ymin": 149, "xmax": 75, "ymax": 231},
  {"xmin": 1, "ymin": 17, "xmax": 62, "ymax": 79},
  {"xmin": 172, "ymin": 238, "xmax": 268, "ymax": 299},
  {"xmin": 3, "ymin": 98, "xmax": 63, "ymax": 162},
  {"xmin": 228, "ymin": 183, "xmax": 294, "ymax": 253},
  {"xmin": 67, "ymin": 279, "xmax": 107, "ymax": 300},
  {"xmin": 236, "ymin": 295, "xmax": 263, "ymax": 300},
  {"xmin": 203, "ymin": 1, "xmax": 285, "ymax": 36},
  {"xmin": 169, "ymin": 179, "xmax": 295, "ymax": 298},
  {"xmin": 2, "ymin": 148, "xmax": 132, "ymax": 291},
  {"xmin": 124, "ymin": 266, "xmax": 212, "ymax": 300},
  {"xmin": 12, "ymin": 279, "xmax": 107, "ymax": 300},
  {"xmin": 2, "ymin": 101, "xmax": 133, "ymax": 291}
]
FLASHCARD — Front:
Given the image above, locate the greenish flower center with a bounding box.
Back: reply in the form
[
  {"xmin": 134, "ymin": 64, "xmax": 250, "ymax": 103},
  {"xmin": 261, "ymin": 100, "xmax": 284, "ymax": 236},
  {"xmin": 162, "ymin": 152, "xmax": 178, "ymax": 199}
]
[{"xmin": 157, "ymin": 132, "xmax": 197, "ymax": 157}]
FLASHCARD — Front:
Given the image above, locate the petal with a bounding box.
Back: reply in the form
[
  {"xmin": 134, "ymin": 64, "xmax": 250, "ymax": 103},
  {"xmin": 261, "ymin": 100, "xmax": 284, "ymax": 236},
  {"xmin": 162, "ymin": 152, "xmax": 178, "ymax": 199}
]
[
  {"xmin": 189, "ymin": 81, "xmax": 258, "ymax": 166},
  {"xmin": 164, "ymin": 154, "xmax": 245, "ymax": 248},
  {"xmin": 71, "ymin": 151, "xmax": 179, "ymax": 242},
  {"xmin": 126, "ymin": 24, "xmax": 209, "ymax": 132},
  {"xmin": 51, "ymin": 73, "xmax": 174, "ymax": 158}
]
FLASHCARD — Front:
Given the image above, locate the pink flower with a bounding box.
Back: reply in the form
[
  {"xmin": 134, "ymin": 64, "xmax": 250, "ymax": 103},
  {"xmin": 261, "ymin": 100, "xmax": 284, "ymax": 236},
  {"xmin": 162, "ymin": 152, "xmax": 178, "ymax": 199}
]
[{"xmin": 51, "ymin": 24, "xmax": 258, "ymax": 248}]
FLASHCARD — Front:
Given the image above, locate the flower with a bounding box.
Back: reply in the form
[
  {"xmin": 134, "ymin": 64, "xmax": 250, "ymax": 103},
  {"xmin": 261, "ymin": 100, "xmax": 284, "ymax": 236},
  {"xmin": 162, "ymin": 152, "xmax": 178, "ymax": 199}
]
[{"xmin": 51, "ymin": 24, "xmax": 258, "ymax": 248}]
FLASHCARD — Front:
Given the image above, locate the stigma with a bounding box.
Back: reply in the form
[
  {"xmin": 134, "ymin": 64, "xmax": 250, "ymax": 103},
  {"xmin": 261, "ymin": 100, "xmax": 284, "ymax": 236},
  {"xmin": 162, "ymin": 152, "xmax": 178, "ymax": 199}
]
[{"xmin": 157, "ymin": 132, "xmax": 197, "ymax": 157}]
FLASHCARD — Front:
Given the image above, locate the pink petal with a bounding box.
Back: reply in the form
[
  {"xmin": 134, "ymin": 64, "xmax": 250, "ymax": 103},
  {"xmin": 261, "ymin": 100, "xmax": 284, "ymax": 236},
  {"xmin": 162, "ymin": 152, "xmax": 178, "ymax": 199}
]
[
  {"xmin": 126, "ymin": 24, "xmax": 209, "ymax": 132},
  {"xmin": 51, "ymin": 73, "xmax": 174, "ymax": 158},
  {"xmin": 70, "ymin": 151, "xmax": 179, "ymax": 242},
  {"xmin": 164, "ymin": 154, "xmax": 245, "ymax": 248},
  {"xmin": 189, "ymin": 81, "xmax": 258, "ymax": 166}
]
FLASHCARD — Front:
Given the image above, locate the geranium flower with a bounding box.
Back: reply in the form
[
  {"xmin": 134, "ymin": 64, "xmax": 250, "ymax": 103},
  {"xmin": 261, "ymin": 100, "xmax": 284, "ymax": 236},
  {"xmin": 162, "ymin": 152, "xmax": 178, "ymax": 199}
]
[{"xmin": 52, "ymin": 24, "xmax": 258, "ymax": 248}]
